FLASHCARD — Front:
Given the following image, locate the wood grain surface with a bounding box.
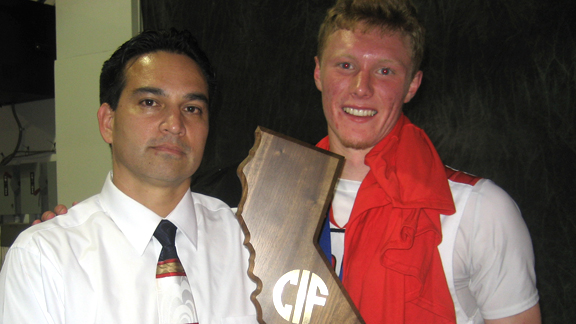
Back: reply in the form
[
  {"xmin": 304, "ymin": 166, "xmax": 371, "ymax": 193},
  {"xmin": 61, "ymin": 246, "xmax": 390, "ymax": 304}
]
[{"xmin": 236, "ymin": 127, "xmax": 364, "ymax": 324}]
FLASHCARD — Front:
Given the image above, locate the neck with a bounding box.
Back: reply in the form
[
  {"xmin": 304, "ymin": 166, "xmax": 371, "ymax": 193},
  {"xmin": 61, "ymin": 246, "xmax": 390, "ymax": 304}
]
[
  {"xmin": 330, "ymin": 139, "xmax": 371, "ymax": 181},
  {"xmin": 111, "ymin": 171, "xmax": 190, "ymax": 218}
]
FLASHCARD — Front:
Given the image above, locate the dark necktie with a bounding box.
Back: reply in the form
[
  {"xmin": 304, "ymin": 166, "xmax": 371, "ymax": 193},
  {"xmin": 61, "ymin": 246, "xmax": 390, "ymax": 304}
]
[{"xmin": 154, "ymin": 219, "xmax": 198, "ymax": 324}]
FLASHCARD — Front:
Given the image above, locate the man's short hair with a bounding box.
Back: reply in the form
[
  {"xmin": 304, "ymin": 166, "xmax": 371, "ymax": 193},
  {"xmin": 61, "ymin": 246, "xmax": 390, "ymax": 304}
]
[
  {"xmin": 317, "ymin": 0, "xmax": 425, "ymax": 76},
  {"xmin": 99, "ymin": 29, "xmax": 216, "ymax": 112}
]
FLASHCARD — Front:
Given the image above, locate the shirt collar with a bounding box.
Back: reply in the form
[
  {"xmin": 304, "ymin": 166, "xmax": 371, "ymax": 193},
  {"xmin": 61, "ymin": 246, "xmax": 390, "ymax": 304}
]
[
  {"xmin": 99, "ymin": 172, "xmax": 198, "ymax": 255},
  {"xmin": 165, "ymin": 191, "xmax": 198, "ymax": 250}
]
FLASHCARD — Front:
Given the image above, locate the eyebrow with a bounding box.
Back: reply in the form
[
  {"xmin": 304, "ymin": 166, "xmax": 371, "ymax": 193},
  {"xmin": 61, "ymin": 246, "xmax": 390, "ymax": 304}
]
[
  {"xmin": 132, "ymin": 87, "xmax": 164, "ymax": 97},
  {"xmin": 132, "ymin": 87, "xmax": 209, "ymax": 104},
  {"xmin": 184, "ymin": 92, "xmax": 209, "ymax": 104}
]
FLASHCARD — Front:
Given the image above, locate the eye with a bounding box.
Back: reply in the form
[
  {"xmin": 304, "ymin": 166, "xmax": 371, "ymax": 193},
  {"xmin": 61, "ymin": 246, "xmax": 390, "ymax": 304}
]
[
  {"xmin": 140, "ymin": 99, "xmax": 157, "ymax": 107},
  {"xmin": 184, "ymin": 106, "xmax": 203, "ymax": 114},
  {"xmin": 378, "ymin": 68, "xmax": 391, "ymax": 75},
  {"xmin": 339, "ymin": 62, "xmax": 353, "ymax": 69}
]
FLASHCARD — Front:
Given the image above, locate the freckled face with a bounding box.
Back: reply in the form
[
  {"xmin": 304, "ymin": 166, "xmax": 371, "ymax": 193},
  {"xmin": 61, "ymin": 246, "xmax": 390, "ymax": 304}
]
[
  {"xmin": 98, "ymin": 51, "xmax": 209, "ymax": 189},
  {"xmin": 314, "ymin": 27, "xmax": 423, "ymax": 153}
]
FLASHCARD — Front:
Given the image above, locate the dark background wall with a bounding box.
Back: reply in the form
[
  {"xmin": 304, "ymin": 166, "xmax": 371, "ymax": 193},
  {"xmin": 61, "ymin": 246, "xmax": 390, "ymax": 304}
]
[{"xmin": 141, "ymin": 0, "xmax": 576, "ymax": 322}]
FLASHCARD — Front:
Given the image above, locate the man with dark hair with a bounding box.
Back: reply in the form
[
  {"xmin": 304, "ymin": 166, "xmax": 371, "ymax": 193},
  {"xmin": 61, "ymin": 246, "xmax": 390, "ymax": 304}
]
[
  {"xmin": 99, "ymin": 28, "xmax": 217, "ymax": 115},
  {"xmin": 314, "ymin": 0, "xmax": 540, "ymax": 323},
  {"xmin": 0, "ymin": 29, "xmax": 256, "ymax": 324}
]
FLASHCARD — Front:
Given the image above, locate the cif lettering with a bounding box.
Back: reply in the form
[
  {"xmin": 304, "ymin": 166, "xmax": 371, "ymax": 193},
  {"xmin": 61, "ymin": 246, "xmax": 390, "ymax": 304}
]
[{"xmin": 273, "ymin": 269, "xmax": 329, "ymax": 324}]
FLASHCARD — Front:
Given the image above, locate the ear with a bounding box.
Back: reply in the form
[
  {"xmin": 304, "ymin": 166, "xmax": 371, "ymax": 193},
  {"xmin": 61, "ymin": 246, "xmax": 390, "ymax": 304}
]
[
  {"xmin": 403, "ymin": 70, "xmax": 423, "ymax": 103},
  {"xmin": 313, "ymin": 56, "xmax": 323, "ymax": 92},
  {"xmin": 97, "ymin": 103, "xmax": 114, "ymax": 145}
]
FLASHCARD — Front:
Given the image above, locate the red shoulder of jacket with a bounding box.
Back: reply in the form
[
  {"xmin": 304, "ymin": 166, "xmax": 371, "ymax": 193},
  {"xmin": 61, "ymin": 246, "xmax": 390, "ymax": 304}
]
[{"xmin": 445, "ymin": 166, "xmax": 481, "ymax": 186}]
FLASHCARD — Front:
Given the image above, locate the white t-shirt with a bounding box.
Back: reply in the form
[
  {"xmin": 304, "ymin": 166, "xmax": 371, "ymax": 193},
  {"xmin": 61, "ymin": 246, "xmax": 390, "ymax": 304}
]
[
  {"xmin": 0, "ymin": 172, "xmax": 257, "ymax": 324},
  {"xmin": 329, "ymin": 179, "xmax": 361, "ymax": 276},
  {"xmin": 329, "ymin": 177, "xmax": 538, "ymax": 323},
  {"xmin": 439, "ymin": 178, "xmax": 539, "ymax": 323}
]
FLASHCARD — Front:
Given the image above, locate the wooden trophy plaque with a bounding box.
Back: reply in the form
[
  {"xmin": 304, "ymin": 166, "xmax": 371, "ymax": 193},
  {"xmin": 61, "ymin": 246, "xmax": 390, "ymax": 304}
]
[{"xmin": 236, "ymin": 127, "xmax": 364, "ymax": 324}]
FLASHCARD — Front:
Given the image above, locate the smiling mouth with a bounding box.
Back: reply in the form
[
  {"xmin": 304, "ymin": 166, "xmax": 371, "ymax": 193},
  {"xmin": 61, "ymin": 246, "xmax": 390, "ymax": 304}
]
[{"xmin": 343, "ymin": 107, "xmax": 377, "ymax": 117}]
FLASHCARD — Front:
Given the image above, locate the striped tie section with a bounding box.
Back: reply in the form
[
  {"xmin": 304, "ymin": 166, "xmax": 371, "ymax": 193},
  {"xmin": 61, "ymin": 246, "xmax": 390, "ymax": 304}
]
[
  {"xmin": 154, "ymin": 220, "xmax": 198, "ymax": 324},
  {"xmin": 156, "ymin": 258, "xmax": 187, "ymax": 278}
]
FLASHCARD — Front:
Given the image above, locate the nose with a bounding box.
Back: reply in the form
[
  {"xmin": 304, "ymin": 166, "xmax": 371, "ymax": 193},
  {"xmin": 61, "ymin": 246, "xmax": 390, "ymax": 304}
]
[
  {"xmin": 350, "ymin": 70, "xmax": 373, "ymax": 98},
  {"xmin": 161, "ymin": 107, "xmax": 185, "ymax": 136}
]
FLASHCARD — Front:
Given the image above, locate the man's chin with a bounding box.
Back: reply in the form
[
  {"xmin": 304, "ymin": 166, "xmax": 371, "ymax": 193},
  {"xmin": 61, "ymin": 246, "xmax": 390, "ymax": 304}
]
[{"xmin": 328, "ymin": 128, "xmax": 379, "ymax": 151}]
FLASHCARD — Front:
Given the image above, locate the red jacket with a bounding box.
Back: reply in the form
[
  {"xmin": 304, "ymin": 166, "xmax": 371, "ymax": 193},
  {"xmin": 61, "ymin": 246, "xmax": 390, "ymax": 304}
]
[{"xmin": 317, "ymin": 115, "xmax": 456, "ymax": 323}]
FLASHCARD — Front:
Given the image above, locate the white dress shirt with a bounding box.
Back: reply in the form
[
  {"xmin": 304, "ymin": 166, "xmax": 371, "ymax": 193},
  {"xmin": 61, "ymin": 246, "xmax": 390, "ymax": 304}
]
[{"xmin": 0, "ymin": 172, "xmax": 257, "ymax": 324}]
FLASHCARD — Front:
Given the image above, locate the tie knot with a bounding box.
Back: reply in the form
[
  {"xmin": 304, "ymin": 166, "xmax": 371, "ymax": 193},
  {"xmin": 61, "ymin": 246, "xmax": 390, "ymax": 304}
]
[{"xmin": 154, "ymin": 219, "xmax": 177, "ymax": 248}]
